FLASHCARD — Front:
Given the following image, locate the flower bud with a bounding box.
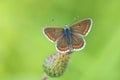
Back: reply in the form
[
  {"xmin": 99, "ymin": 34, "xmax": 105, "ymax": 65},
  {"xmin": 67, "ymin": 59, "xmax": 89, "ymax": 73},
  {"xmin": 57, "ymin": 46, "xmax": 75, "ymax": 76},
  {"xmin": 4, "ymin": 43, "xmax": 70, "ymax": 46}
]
[{"xmin": 43, "ymin": 52, "xmax": 71, "ymax": 77}]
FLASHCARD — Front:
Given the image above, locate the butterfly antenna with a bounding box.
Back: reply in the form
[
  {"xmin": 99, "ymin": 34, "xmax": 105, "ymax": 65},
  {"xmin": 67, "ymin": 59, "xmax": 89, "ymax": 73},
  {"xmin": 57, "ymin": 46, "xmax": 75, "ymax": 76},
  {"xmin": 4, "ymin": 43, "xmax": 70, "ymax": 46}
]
[
  {"xmin": 73, "ymin": 16, "xmax": 79, "ymax": 21},
  {"xmin": 68, "ymin": 16, "xmax": 80, "ymax": 26}
]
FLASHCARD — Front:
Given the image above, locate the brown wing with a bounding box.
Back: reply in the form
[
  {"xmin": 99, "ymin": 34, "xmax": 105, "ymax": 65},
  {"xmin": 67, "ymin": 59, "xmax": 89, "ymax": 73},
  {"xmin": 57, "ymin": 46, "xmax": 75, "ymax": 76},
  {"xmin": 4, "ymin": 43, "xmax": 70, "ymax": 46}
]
[
  {"xmin": 56, "ymin": 35, "xmax": 70, "ymax": 53},
  {"xmin": 71, "ymin": 33, "xmax": 85, "ymax": 51},
  {"xmin": 43, "ymin": 27, "xmax": 64, "ymax": 42},
  {"xmin": 70, "ymin": 18, "xmax": 92, "ymax": 36}
]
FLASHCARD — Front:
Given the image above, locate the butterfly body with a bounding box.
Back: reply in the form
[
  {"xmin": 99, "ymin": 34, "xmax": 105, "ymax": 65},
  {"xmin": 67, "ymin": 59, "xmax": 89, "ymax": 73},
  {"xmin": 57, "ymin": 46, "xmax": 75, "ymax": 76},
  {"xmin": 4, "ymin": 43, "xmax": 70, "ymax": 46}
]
[
  {"xmin": 63, "ymin": 26, "xmax": 72, "ymax": 44},
  {"xmin": 43, "ymin": 18, "xmax": 92, "ymax": 53}
]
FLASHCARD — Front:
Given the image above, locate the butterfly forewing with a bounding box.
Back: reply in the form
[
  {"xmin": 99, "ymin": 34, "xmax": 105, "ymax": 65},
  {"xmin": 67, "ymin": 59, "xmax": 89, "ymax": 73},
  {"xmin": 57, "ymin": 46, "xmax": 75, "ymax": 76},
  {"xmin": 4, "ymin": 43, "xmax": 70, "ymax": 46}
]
[
  {"xmin": 71, "ymin": 33, "xmax": 85, "ymax": 51},
  {"xmin": 56, "ymin": 35, "xmax": 69, "ymax": 53},
  {"xmin": 44, "ymin": 27, "xmax": 64, "ymax": 42},
  {"xmin": 70, "ymin": 19, "xmax": 92, "ymax": 36}
]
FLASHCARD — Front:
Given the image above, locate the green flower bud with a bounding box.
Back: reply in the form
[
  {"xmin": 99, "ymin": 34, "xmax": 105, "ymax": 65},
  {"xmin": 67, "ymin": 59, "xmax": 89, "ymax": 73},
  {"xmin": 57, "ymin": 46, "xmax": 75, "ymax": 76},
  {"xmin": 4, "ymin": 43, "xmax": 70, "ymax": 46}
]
[{"xmin": 43, "ymin": 52, "xmax": 71, "ymax": 77}]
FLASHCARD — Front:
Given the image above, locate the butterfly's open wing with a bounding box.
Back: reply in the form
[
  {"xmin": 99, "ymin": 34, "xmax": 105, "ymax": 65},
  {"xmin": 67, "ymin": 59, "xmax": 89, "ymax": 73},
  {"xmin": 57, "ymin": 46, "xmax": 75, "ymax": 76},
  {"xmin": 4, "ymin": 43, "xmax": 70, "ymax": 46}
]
[
  {"xmin": 56, "ymin": 35, "xmax": 70, "ymax": 53},
  {"xmin": 71, "ymin": 33, "xmax": 85, "ymax": 51},
  {"xmin": 43, "ymin": 27, "xmax": 64, "ymax": 42},
  {"xmin": 70, "ymin": 18, "xmax": 92, "ymax": 36}
]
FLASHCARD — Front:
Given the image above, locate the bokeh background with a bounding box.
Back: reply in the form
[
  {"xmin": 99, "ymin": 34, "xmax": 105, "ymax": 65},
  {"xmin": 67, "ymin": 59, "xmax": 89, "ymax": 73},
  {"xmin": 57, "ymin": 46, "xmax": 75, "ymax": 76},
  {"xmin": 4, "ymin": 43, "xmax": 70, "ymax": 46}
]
[{"xmin": 0, "ymin": 0, "xmax": 120, "ymax": 80}]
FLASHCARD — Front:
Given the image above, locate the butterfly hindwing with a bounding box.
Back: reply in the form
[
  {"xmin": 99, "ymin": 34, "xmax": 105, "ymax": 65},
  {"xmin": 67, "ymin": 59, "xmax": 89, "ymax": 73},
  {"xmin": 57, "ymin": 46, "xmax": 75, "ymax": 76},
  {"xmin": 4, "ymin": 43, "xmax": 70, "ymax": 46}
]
[
  {"xmin": 71, "ymin": 33, "xmax": 85, "ymax": 51},
  {"xmin": 43, "ymin": 27, "xmax": 64, "ymax": 42},
  {"xmin": 56, "ymin": 35, "xmax": 70, "ymax": 53},
  {"xmin": 70, "ymin": 18, "xmax": 92, "ymax": 36}
]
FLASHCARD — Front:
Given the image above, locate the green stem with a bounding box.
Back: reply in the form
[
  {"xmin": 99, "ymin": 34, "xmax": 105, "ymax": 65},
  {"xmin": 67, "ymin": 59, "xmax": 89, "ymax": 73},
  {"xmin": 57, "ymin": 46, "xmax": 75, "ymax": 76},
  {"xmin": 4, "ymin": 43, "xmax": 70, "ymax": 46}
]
[{"xmin": 41, "ymin": 74, "xmax": 48, "ymax": 80}]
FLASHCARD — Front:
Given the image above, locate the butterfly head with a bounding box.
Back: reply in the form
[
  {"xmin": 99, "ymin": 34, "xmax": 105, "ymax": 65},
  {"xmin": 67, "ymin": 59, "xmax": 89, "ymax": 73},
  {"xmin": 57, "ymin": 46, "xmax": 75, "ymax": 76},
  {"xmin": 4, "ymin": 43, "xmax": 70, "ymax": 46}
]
[
  {"xmin": 64, "ymin": 25, "xmax": 69, "ymax": 29},
  {"xmin": 64, "ymin": 25, "xmax": 71, "ymax": 34}
]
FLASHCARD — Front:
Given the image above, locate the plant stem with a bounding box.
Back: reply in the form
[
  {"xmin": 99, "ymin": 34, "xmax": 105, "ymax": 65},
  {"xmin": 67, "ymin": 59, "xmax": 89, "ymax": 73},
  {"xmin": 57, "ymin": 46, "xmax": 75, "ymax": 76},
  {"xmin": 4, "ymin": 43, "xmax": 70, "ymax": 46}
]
[{"xmin": 41, "ymin": 74, "xmax": 48, "ymax": 80}]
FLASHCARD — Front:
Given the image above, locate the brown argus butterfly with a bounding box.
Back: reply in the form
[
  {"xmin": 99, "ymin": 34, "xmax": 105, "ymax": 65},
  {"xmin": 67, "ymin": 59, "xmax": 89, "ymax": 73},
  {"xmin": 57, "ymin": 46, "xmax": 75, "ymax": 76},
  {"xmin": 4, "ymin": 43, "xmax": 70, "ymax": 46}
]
[{"xmin": 43, "ymin": 18, "xmax": 92, "ymax": 53}]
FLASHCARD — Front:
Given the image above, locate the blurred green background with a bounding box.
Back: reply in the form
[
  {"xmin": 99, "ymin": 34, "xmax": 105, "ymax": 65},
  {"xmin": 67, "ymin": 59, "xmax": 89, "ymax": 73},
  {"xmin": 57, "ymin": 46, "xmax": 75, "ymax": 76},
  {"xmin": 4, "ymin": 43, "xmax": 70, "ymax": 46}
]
[{"xmin": 0, "ymin": 0, "xmax": 120, "ymax": 80}]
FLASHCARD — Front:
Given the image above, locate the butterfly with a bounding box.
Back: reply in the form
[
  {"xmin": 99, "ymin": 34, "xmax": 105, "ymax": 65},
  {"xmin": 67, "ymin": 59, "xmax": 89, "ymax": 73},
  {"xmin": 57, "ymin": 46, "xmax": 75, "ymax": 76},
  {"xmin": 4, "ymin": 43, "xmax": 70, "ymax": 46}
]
[{"xmin": 43, "ymin": 18, "xmax": 92, "ymax": 53}]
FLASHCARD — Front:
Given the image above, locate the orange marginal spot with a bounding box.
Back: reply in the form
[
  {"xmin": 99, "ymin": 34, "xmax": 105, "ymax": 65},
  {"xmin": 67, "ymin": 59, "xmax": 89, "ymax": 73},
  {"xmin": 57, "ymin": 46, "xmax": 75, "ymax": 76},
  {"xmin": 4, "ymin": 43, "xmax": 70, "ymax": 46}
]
[
  {"xmin": 59, "ymin": 46, "xmax": 68, "ymax": 51},
  {"xmin": 73, "ymin": 43, "xmax": 82, "ymax": 49},
  {"xmin": 83, "ymin": 24, "xmax": 89, "ymax": 35},
  {"xmin": 46, "ymin": 32, "xmax": 55, "ymax": 41}
]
